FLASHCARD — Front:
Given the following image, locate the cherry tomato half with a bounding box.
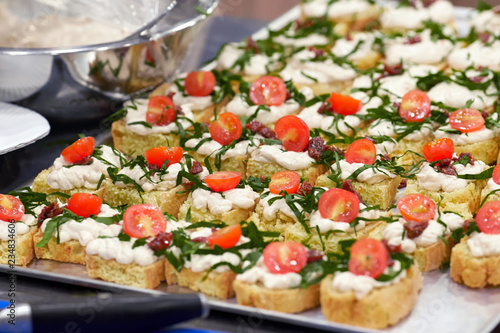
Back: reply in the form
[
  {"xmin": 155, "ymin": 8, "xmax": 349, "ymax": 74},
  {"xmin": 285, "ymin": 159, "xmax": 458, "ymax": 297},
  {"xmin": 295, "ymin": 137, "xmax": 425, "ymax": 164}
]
[
  {"xmin": 422, "ymin": 138, "xmax": 454, "ymax": 163},
  {"xmin": 208, "ymin": 224, "xmax": 242, "ymax": 249},
  {"xmin": 67, "ymin": 193, "xmax": 102, "ymax": 218},
  {"xmin": 476, "ymin": 201, "xmax": 500, "ymax": 235},
  {"xmin": 397, "ymin": 194, "xmax": 437, "ymax": 222},
  {"xmin": 274, "ymin": 115, "xmax": 310, "ymax": 152},
  {"xmin": 449, "ymin": 108, "xmax": 484, "ymax": 133},
  {"xmin": 330, "ymin": 92, "xmax": 363, "ymax": 115},
  {"xmin": 263, "ymin": 241, "xmax": 308, "ymax": 274},
  {"xmin": 318, "ymin": 188, "xmax": 360, "ymax": 223},
  {"xmin": 345, "ymin": 138, "xmax": 377, "ymax": 165},
  {"xmin": 399, "ymin": 90, "xmax": 431, "ymax": 123},
  {"xmin": 249, "ymin": 76, "xmax": 287, "ymax": 106},
  {"xmin": 61, "ymin": 137, "xmax": 95, "ymax": 164},
  {"xmin": 123, "ymin": 204, "xmax": 167, "ymax": 238},
  {"xmin": 185, "ymin": 71, "xmax": 216, "ymax": 97},
  {"xmin": 492, "ymin": 165, "xmax": 500, "ymax": 186},
  {"xmin": 205, "ymin": 171, "xmax": 241, "ymax": 192},
  {"xmin": 348, "ymin": 238, "xmax": 388, "ymax": 279},
  {"xmin": 209, "ymin": 112, "xmax": 243, "ymax": 146},
  {"xmin": 269, "ymin": 171, "xmax": 301, "ymax": 195},
  {"xmin": 146, "ymin": 96, "xmax": 177, "ymax": 126},
  {"xmin": 0, "ymin": 195, "xmax": 24, "ymax": 222},
  {"xmin": 144, "ymin": 146, "xmax": 184, "ymax": 169}
]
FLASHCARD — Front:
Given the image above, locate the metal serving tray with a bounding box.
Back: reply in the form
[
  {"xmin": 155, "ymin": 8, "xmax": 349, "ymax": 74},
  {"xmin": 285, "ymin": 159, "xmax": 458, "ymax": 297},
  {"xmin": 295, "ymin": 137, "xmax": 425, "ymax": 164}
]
[{"xmin": 2, "ymin": 3, "xmax": 500, "ymax": 333}]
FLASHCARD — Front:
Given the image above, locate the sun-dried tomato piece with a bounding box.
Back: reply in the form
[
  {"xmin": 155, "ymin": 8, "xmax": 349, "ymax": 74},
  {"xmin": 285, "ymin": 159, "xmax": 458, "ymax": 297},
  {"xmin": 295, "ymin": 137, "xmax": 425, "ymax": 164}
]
[
  {"xmin": 147, "ymin": 232, "xmax": 174, "ymax": 251},
  {"xmin": 404, "ymin": 220, "xmax": 429, "ymax": 239},
  {"xmin": 190, "ymin": 160, "xmax": 203, "ymax": 175}
]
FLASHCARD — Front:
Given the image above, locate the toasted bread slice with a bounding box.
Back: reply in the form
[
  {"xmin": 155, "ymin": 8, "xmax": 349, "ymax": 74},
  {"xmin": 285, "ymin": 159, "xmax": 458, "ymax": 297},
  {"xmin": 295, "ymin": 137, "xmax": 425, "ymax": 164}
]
[
  {"xmin": 33, "ymin": 231, "xmax": 85, "ymax": 265},
  {"xmin": 320, "ymin": 265, "xmax": 422, "ymax": 329},
  {"xmin": 86, "ymin": 254, "xmax": 164, "ymax": 289},
  {"xmin": 454, "ymin": 138, "xmax": 499, "ymax": 166},
  {"xmin": 165, "ymin": 260, "xmax": 235, "ymax": 298},
  {"xmin": 450, "ymin": 237, "xmax": 500, "ymax": 288},
  {"xmin": 233, "ymin": 279, "xmax": 320, "ymax": 313},
  {"xmin": 0, "ymin": 228, "xmax": 37, "ymax": 267},
  {"xmin": 246, "ymin": 161, "xmax": 327, "ymax": 185}
]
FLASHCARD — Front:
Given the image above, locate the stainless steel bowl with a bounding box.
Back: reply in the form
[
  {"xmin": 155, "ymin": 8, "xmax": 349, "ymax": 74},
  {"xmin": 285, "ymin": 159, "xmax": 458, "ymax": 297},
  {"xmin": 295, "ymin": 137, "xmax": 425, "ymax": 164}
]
[{"xmin": 0, "ymin": 0, "xmax": 218, "ymax": 122}]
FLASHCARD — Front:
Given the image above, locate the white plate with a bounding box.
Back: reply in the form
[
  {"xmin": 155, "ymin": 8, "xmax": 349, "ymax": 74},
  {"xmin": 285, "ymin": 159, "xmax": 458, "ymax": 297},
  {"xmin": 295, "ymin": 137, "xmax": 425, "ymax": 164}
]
[{"xmin": 0, "ymin": 101, "xmax": 50, "ymax": 154}]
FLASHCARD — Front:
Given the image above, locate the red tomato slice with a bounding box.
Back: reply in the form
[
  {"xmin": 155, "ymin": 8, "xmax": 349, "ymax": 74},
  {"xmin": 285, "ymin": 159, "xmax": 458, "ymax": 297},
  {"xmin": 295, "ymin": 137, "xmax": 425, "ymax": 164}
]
[
  {"xmin": 449, "ymin": 108, "xmax": 485, "ymax": 133},
  {"xmin": 345, "ymin": 138, "xmax": 377, "ymax": 165},
  {"xmin": 476, "ymin": 201, "xmax": 500, "ymax": 235},
  {"xmin": 318, "ymin": 188, "xmax": 360, "ymax": 223},
  {"xmin": 209, "ymin": 112, "xmax": 243, "ymax": 146},
  {"xmin": 269, "ymin": 171, "xmax": 301, "ymax": 195},
  {"xmin": 61, "ymin": 137, "xmax": 95, "ymax": 164},
  {"xmin": 249, "ymin": 76, "xmax": 287, "ymax": 106},
  {"xmin": 145, "ymin": 47, "xmax": 155, "ymax": 64},
  {"xmin": 263, "ymin": 241, "xmax": 308, "ymax": 274},
  {"xmin": 330, "ymin": 92, "xmax": 363, "ymax": 115},
  {"xmin": 275, "ymin": 115, "xmax": 310, "ymax": 152},
  {"xmin": 492, "ymin": 165, "xmax": 500, "ymax": 185},
  {"xmin": 67, "ymin": 193, "xmax": 102, "ymax": 218},
  {"xmin": 205, "ymin": 171, "xmax": 241, "ymax": 192},
  {"xmin": 0, "ymin": 195, "xmax": 24, "ymax": 222},
  {"xmin": 399, "ymin": 90, "xmax": 431, "ymax": 123},
  {"xmin": 146, "ymin": 96, "xmax": 177, "ymax": 126},
  {"xmin": 123, "ymin": 204, "xmax": 167, "ymax": 238},
  {"xmin": 422, "ymin": 138, "xmax": 454, "ymax": 163},
  {"xmin": 208, "ymin": 224, "xmax": 242, "ymax": 249},
  {"xmin": 348, "ymin": 238, "xmax": 388, "ymax": 279},
  {"xmin": 397, "ymin": 194, "xmax": 437, "ymax": 222},
  {"xmin": 144, "ymin": 146, "xmax": 184, "ymax": 169},
  {"xmin": 185, "ymin": 71, "xmax": 216, "ymax": 97}
]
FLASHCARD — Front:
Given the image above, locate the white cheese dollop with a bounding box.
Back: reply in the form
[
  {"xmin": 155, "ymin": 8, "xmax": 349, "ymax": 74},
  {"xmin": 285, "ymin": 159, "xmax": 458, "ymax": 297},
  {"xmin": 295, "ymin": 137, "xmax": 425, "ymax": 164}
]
[
  {"xmin": 435, "ymin": 125, "xmax": 495, "ymax": 146},
  {"xmin": 470, "ymin": 9, "xmax": 500, "ymax": 35},
  {"xmin": 297, "ymin": 102, "xmax": 362, "ymax": 136},
  {"xmin": 258, "ymin": 192, "xmax": 301, "ymax": 222},
  {"xmin": 185, "ymin": 133, "xmax": 259, "ymax": 159},
  {"xmin": 448, "ymin": 40, "xmax": 500, "ymax": 72},
  {"xmin": 0, "ymin": 210, "xmax": 39, "ymax": 241},
  {"xmin": 191, "ymin": 186, "xmax": 260, "ymax": 215},
  {"xmin": 47, "ymin": 145, "xmax": 123, "ymax": 190},
  {"xmin": 250, "ymin": 145, "xmax": 315, "ymax": 170},
  {"xmin": 165, "ymin": 81, "xmax": 215, "ymax": 111},
  {"xmin": 467, "ymin": 232, "xmax": 500, "ymax": 257},
  {"xmin": 280, "ymin": 49, "xmax": 358, "ymax": 84},
  {"xmin": 380, "ymin": 0, "xmax": 454, "ymax": 30},
  {"xmin": 86, "ymin": 237, "xmax": 159, "ymax": 266},
  {"xmin": 332, "ymin": 32, "xmax": 378, "ymax": 61},
  {"xmin": 216, "ymin": 43, "xmax": 281, "ymax": 76},
  {"xmin": 40, "ymin": 204, "xmax": 121, "ymax": 246},
  {"xmin": 115, "ymin": 161, "xmax": 208, "ymax": 192},
  {"xmin": 333, "ymin": 160, "xmax": 397, "ymax": 184},
  {"xmin": 416, "ymin": 158, "xmax": 487, "ymax": 192}
]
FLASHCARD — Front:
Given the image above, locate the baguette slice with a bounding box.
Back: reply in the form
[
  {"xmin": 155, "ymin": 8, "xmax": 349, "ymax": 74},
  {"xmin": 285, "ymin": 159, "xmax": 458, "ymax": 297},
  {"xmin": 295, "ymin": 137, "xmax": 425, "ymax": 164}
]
[
  {"xmin": 320, "ymin": 265, "xmax": 422, "ymax": 329},
  {"xmin": 165, "ymin": 260, "xmax": 235, "ymax": 299},
  {"xmin": 412, "ymin": 235, "xmax": 456, "ymax": 272},
  {"xmin": 33, "ymin": 232, "xmax": 86, "ymax": 265},
  {"xmin": 233, "ymin": 279, "xmax": 320, "ymax": 313},
  {"xmin": 450, "ymin": 237, "xmax": 500, "ymax": 288},
  {"xmin": 0, "ymin": 228, "xmax": 37, "ymax": 267},
  {"xmin": 86, "ymin": 254, "xmax": 164, "ymax": 289}
]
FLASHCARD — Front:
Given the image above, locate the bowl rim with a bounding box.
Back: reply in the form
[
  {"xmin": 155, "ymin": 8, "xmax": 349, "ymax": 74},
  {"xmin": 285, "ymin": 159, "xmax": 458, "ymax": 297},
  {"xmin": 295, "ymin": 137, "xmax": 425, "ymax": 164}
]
[{"xmin": 0, "ymin": 0, "xmax": 219, "ymax": 56}]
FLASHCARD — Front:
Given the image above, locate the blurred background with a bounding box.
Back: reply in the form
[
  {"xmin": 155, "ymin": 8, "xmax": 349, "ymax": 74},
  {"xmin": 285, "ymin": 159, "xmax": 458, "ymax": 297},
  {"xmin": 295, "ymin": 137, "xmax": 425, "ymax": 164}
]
[{"xmin": 212, "ymin": 0, "xmax": 484, "ymax": 21}]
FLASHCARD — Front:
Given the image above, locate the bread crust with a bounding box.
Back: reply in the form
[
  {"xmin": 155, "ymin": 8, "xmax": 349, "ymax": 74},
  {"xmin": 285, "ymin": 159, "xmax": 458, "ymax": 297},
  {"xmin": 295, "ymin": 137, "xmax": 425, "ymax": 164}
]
[
  {"xmin": 33, "ymin": 231, "xmax": 86, "ymax": 265},
  {"xmin": 165, "ymin": 260, "xmax": 236, "ymax": 298},
  {"xmin": 188, "ymin": 151, "xmax": 249, "ymax": 176},
  {"xmin": 102, "ymin": 180, "xmax": 189, "ymax": 218},
  {"xmin": 233, "ymin": 279, "xmax": 320, "ymax": 313},
  {"xmin": 86, "ymin": 254, "xmax": 164, "ymax": 289},
  {"xmin": 320, "ymin": 265, "xmax": 422, "ymax": 329},
  {"xmin": 450, "ymin": 237, "xmax": 500, "ymax": 288},
  {"xmin": 0, "ymin": 228, "xmax": 37, "ymax": 267},
  {"xmin": 292, "ymin": 80, "xmax": 354, "ymax": 96},
  {"xmin": 111, "ymin": 119, "xmax": 181, "ymax": 157},
  {"xmin": 412, "ymin": 235, "xmax": 456, "ymax": 272}
]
